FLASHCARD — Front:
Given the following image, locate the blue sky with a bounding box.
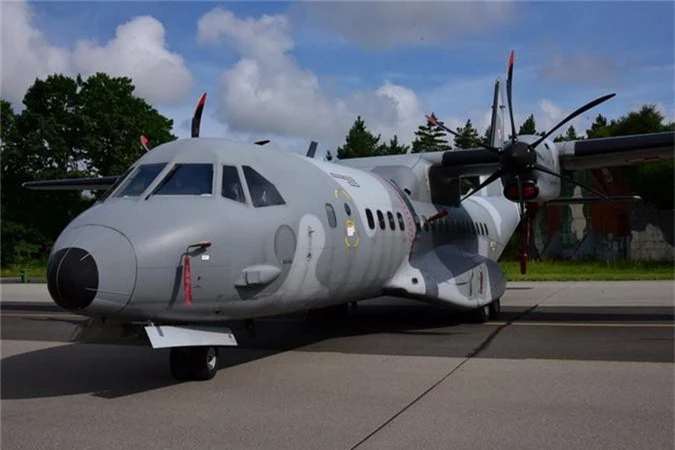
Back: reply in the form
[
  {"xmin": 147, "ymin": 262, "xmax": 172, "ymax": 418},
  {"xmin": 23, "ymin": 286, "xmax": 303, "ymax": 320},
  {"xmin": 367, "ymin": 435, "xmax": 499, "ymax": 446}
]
[{"xmin": 3, "ymin": 1, "xmax": 673, "ymax": 154}]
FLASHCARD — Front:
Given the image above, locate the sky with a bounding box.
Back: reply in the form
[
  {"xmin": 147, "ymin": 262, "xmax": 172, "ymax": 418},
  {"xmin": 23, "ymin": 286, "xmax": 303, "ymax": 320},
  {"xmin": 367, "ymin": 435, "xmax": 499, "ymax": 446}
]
[{"xmin": 1, "ymin": 1, "xmax": 673, "ymax": 157}]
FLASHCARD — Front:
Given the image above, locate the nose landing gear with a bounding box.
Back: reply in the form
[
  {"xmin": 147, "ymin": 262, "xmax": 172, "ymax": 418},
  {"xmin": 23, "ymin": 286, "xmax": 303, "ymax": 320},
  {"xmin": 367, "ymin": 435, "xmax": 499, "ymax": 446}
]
[{"xmin": 169, "ymin": 346, "xmax": 219, "ymax": 381}]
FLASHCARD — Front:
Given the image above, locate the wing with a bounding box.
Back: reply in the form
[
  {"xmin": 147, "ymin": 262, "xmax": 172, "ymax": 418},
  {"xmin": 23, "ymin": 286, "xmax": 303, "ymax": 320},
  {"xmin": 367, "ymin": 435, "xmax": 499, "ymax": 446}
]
[
  {"xmin": 22, "ymin": 176, "xmax": 119, "ymax": 191},
  {"xmin": 420, "ymin": 131, "xmax": 674, "ymax": 175},
  {"xmin": 557, "ymin": 131, "xmax": 674, "ymax": 170}
]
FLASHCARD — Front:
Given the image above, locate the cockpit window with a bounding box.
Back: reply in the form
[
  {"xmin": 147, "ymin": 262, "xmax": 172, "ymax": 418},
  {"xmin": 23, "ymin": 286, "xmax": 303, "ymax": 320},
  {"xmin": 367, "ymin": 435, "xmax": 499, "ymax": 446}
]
[
  {"xmin": 115, "ymin": 163, "xmax": 167, "ymax": 197},
  {"xmin": 222, "ymin": 165, "xmax": 245, "ymax": 204},
  {"xmin": 243, "ymin": 166, "xmax": 285, "ymax": 207},
  {"xmin": 153, "ymin": 163, "xmax": 213, "ymax": 196}
]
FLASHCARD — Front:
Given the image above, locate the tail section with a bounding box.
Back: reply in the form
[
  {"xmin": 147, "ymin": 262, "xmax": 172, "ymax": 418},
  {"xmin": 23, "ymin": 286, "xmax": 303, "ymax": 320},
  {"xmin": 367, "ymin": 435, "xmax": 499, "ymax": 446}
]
[{"xmin": 480, "ymin": 78, "xmax": 505, "ymax": 197}]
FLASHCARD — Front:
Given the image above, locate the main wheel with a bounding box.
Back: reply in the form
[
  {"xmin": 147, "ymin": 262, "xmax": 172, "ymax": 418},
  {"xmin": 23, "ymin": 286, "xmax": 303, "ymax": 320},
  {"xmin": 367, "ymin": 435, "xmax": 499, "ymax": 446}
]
[
  {"xmin": 471, "ymin": 304, "xmax": 491, "ymax": 323},
  {"xmin": 169, "ymin": 346, "xmax": 219, "ymax": 381},
  {"xmin": 489, "ymin": 298, "xmax": 501, "ymax": 320}
]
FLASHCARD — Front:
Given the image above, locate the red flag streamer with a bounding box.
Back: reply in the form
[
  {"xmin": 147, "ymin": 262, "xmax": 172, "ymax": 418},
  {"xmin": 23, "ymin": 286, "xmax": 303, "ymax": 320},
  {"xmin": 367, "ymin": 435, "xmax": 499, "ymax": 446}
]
[{"xmin": 183, "ymin": 254, "xmax": 192, "ymax": 306}]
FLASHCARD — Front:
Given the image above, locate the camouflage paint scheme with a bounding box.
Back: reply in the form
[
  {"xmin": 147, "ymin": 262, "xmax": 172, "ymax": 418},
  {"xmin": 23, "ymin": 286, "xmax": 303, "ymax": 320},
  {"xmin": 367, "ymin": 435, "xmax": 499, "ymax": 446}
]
[{"xmin": 50, "ymin": 138, "xmax": 521, "ymax": 323}]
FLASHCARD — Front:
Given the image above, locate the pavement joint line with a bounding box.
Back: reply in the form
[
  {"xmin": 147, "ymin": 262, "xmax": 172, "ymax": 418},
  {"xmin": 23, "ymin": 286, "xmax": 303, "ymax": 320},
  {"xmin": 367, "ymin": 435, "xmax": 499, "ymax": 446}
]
[
  {"xmin": 349, "ymin": 303, "xmax": 540, "ymax": 450},
  {"xmin": 487, "ymin": 321, "xmax": 675, "ymax": 328}
]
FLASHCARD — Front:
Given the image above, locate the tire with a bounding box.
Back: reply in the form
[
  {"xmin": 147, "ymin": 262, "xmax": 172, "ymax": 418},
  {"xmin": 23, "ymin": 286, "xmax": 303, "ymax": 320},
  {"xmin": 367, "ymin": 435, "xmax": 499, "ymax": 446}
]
[
  {"xmin": 191, "ymin": 346, "xmax": 219, "ymax": 381},
  {"xmin": 471, "ymin": 304, "xmax": 491, "ymax": 323},
  {"xmin": 169, "ymin": 346, "xmax": 219, "ymax": 381},
  {"xmin": 489, "ymin": 298, "xmax": 501, "ymax": 320},
  {"xmin": 169, "ymin": 348, "xmax": 192, "ymax": 381}
]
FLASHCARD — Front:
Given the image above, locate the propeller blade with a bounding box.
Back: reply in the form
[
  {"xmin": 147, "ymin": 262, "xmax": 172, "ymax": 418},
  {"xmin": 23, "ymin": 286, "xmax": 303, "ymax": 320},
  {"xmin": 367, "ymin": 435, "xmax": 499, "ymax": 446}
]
[
  {"xmin": 530, "ymin": 93, "xmax": 616, "ymax": 149},
  {"xmin": 191, "ymin": 93, "xmax": 207, "ymax": 138},
  {"xmin": 455, "ymin": 169, "xmax": 503, "ymax": 206},
  {"xmin": 506, "ymin": 50, "xmax": 517, "ymax": 144},
  {"xmin": 306, "ymin": 141, "xmax": 318, "ymax": 158},
  {"xmin": 533, "ymin": 163, "xmax": 618, "ymax": 209},
  {"xmin": 516, "ymin": 175, "xmax": 525, "ymax": 219},
  {"xmin": 426, "ymin": 114, "xmax": 500, "ymax": 153}
]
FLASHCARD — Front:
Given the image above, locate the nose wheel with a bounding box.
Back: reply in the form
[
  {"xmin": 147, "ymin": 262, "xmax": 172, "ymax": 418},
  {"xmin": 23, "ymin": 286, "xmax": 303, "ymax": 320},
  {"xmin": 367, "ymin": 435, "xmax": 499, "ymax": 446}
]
[{"xmin": 169, "ymin": 346, "xmax": 219, "ymax": 381}]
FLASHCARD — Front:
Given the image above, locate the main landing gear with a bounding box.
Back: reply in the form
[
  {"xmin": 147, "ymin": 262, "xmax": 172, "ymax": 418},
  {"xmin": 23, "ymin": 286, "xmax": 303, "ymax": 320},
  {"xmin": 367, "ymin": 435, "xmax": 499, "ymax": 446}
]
[
  {"xmin": 169, "ymin": 346, "xmax": 219, "ymax": 381},
  {"xmin": 471, "ymin": 298, "xmax": 501, "ymax": 323}
]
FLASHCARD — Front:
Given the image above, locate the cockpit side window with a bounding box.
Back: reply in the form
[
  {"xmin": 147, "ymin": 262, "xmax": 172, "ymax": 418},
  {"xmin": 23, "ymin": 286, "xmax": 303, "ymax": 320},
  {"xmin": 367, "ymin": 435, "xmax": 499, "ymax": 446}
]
[
  {"xmin": 222, "ymin": 165, "xmax": 245, "ymax": 204},
  {"xmin": 115, "ymin": 163, "xmax": 167, "ymax": 197},
  {"xmin": 242, "ymin": 166, "xmax": 285, "ymax": 208},
  {"xmin": 153, "ymin": 163, "xmax": 213, "ymax": 196}
]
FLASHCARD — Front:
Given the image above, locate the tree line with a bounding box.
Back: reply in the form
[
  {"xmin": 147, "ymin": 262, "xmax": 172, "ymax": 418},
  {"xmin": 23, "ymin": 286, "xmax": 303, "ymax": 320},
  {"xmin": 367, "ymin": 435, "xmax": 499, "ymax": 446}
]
[{"xmin": 1, "ymin": 74, "xmax": 673, "ymax": 267}]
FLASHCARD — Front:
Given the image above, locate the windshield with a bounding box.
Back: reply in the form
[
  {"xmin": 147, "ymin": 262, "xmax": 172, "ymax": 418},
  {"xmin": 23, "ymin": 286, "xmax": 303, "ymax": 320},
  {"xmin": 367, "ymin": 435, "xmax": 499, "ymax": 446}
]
[
  {"xmin": 115, "ymin": 163, "xmax": 167, "ymax": 197},
  {"xmin": 152, "ymin": 163, "xmax": 213, "ymax": 196}
]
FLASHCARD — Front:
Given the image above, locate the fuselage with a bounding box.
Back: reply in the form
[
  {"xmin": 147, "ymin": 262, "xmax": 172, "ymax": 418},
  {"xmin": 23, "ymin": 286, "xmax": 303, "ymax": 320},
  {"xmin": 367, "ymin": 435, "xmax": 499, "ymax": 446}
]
[{"xmin": 47, "ymin": 138, "xmax": 521, "ymax": 323}]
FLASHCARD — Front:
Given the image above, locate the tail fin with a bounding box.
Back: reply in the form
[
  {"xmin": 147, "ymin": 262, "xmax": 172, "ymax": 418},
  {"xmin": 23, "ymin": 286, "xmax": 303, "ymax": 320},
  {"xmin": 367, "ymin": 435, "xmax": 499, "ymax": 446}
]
[
  {"xmin": 488, "ymin": 78, "xmax": 505, "ymax": 149},
  {"xmin": 480, "ymin": 78, "xmax": 506, "ymax": 197}
]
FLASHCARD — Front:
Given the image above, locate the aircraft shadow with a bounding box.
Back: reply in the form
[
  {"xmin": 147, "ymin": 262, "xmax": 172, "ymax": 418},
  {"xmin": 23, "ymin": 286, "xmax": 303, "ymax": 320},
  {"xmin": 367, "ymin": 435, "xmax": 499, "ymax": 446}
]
[
  {"xmin": 0, "ymin": 301, "xmax": 473, "ymax": 400},
  {"xmin": 2, "ymin": 301, "xmax": 672, "ymax": 400}
]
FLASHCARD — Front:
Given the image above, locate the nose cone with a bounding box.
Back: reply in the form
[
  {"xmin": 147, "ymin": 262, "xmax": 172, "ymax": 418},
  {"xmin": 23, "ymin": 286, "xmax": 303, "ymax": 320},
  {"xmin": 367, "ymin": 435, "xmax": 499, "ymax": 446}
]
[
  {"xmin": 47, "ymin": 225, "xmax": 137, "ymax": 314},
  {"xmin": 47, "ymin": 248, "xmax": 99, "ymax": 310}
]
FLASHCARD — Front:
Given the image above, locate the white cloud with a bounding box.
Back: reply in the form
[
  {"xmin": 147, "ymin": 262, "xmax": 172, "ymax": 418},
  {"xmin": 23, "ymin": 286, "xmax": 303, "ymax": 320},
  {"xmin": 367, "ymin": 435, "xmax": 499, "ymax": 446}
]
[
  {"xmin": 0, "ymin": 0, "xmax": 71, "ymax": 104},
  {"xmin": 197, "ymin": 7, "xmax": 425, "ymax": 150},
  {"xmin": 296, "ymin": 1, "xmax": 514, "ymax": 49},
  {"xmin": 73, "ymin": 16, "xmax": 193, "ymax": 104},
  {"xmin": 538, "ymin": 53, "xmax": 620, "ymax": 85},
  {"xmin": 1, "ymin": 0, "xmax": 193, "ymax": 106}
]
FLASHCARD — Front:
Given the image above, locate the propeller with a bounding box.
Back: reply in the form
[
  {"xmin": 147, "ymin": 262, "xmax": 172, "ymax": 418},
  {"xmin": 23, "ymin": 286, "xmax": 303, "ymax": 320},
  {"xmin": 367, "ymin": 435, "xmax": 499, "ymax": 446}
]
[
  {"xmin": 427, "ymin": 50, "xmax": 616, "ymax": 274},
  {"xmin": 140, "ymin": 135, "xmax": 151, "ymax": 152},
  {"xmin": 191, "ymin": 93, "xmax": 207, "ymax": 138}
]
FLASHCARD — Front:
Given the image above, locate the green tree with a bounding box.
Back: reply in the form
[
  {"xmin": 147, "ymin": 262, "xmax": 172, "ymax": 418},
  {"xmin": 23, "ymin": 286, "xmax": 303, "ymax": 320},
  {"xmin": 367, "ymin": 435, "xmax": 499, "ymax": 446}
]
[
  {"xmin": 1, "ymin": 73, "xmax": 176, "ymax": 267},
  {"xmin": 336, "ymin": 116, "xmax": 382, "ymax": 159},
  {"xmin": 607, "ymin": 106, "xmax": 674, "ymax": 209},
  {"xmin": 454, "ymin": 119, "xmax": 480, "ymax": 149},
  {"xmin": 518, "ymin": 114, "xmax": 537, "ymax": 135},
  {"xmin": 79, "ymin": 73, "xmax": 175, "ymax": 176},
  {"xmin": 554, "ymin": 125, "xmax": 579, "ymax": 142},
  {"xmin": 381, "ymin": 134, "xmax": 409, "ymax": 155},
  {"xmin": 586, "ymin": 114, "xmax": 611, "ymax": 139},
  {"xmin": 411, "ymin": 115, "xmax": 451, "ymax": 153}
]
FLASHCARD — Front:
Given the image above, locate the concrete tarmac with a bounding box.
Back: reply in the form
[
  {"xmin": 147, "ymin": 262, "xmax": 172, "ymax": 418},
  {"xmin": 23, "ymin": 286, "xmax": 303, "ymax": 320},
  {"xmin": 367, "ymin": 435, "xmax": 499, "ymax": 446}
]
[{"xmin": 1, "ymin": 281, "xmax": 673, "ymax": 450}]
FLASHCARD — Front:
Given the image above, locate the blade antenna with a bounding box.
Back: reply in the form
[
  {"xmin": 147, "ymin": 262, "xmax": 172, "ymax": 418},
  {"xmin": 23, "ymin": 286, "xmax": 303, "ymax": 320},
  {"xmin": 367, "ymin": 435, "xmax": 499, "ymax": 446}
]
[
  {"xmin": 191, "ymin": 93, "xmax": 207, "ymax": 138},
  {"xmin": 506, "ymin": 50, "xmax": 517, "ymax": 144},
  {"xmin": 306, "ymin": 141, "xmax": 318, "ymax": 158}
]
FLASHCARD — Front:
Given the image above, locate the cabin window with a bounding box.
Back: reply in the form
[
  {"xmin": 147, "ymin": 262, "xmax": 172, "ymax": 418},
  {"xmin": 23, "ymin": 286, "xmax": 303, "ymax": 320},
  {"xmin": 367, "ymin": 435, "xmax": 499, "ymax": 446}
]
[
  {"xmin": 396, "ymin": 212, "xmax": 405, "ymax": 231},
  {"xmin": 325, "ymin": 204, "xmax": 337, "ymax": 228},
  {"xmin": 344, "ymin": 203, "xmax": 352, "ymax": 216},
  {"xmin": 387, "ymin": 211, "xmax": 395, "ymax": 230},
  {"xmin": 414, "ymin": 216, "xmax": 421, "ymax": 232},
  {"xmin": 115, "ymin": 163, "xmax": 167, "ymax": 197},
  {"xmin": 366, "ymin": 209, "xmax": 375, "ymax": 229},
  {"xmin": 154, "ymin": 163, "xmax": 213, "ymax": 196},
  {"xmin": 243, "ymin": 166, "xmax": 285, "ymax": 207},
  {"xmin": 377, "ymin": 210, "xmax": 386, "ymax": 230},
  {"xmin": 221, "ymin": 165, "xmax": 245, "ymax": 203}
]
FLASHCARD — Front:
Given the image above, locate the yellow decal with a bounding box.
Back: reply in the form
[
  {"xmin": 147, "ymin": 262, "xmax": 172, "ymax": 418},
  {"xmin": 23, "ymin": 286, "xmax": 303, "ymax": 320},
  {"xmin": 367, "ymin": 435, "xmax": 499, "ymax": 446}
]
[{"xmin": 344, "ymin": 219, "xmax": 360, "ymax": 248}]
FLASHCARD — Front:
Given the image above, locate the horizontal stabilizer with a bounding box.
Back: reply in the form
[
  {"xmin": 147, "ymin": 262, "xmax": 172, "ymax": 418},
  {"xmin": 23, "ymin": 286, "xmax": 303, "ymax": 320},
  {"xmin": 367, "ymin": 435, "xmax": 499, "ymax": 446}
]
[{"xmin": 22, "ymin": 176, "xmax": 119, "ymax": 191}]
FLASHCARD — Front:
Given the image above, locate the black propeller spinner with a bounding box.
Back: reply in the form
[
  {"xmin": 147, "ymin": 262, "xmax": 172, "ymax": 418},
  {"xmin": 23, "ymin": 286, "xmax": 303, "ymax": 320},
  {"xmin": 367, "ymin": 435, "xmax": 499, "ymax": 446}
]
[{"xmin": 427, "ymin": 50, "xmax": 617, "ymax": 274}]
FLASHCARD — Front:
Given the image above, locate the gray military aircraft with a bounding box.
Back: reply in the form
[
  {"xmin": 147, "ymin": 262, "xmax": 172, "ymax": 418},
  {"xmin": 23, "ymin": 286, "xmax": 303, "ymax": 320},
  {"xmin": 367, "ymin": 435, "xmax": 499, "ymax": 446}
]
[{"xmin": 24, "ymin": 51, "xmax": 674, "ymax": 380}]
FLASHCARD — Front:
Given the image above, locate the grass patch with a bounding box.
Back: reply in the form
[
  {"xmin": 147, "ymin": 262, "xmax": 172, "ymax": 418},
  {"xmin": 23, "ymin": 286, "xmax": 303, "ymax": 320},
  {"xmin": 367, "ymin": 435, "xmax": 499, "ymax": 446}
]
[
  {"xmin": 500, "ymin": 260, "xmax": 675, "ymax": 281},
  {"xmin": 2, "ymin": 260, "xmax": 673, "ymax": 281},
  {"xmin": 1, "ymin": 262, "xmax": 48, "ymax": 278}
]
